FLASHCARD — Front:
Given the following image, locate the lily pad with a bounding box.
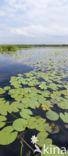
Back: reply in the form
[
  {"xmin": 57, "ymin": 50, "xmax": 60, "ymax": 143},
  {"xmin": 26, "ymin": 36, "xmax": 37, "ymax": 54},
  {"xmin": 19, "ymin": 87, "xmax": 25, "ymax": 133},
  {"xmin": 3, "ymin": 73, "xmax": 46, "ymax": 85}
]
[
  {"xmin": 46, "ymin": 111, "xmax": 59, "ymax": 121},
  {"xmin": 0, "ymin": 88, "xmax": 5, "ymax": 94},
  {"xmin": 0, "ymin": 126, "xmax": 18, "ymax": 145},
  {"xmin": 20, "ymin": 109, "xmax": 33, "ymax": 119},
  {"xmin": 37, "ymin": 131, "xmax": 49, "ymax": 147},
  {"xmin": 39, "ymin": 82, "xmax": 47, "ymax": 90},
  {"xmin": 13, "ymin": 118, "xmax": 27, "ymax": 132},
  {"xmin": 60, "ymin": 112, "xmax": 68, "ymax": 123}
]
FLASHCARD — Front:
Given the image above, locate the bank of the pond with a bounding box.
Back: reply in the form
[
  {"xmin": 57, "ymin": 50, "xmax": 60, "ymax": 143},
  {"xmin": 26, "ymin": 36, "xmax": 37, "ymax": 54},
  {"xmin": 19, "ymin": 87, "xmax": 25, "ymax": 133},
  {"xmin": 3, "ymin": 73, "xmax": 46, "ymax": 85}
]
[{"xmin": 0, "ymin": 44, "xmax": 68, "ymax": 52}]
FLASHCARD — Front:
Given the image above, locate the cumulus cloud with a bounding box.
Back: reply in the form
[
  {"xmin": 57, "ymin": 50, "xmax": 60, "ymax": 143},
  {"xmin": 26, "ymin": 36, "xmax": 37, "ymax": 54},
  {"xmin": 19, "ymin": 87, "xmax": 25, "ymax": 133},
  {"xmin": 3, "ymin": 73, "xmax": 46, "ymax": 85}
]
[
  {"xmin": 10, "ymin": 24, "xmax": 68, "ymax": 37},
  {"xmin": 0, "ymin": 0, "xmax": 68, "ymax": 44}
]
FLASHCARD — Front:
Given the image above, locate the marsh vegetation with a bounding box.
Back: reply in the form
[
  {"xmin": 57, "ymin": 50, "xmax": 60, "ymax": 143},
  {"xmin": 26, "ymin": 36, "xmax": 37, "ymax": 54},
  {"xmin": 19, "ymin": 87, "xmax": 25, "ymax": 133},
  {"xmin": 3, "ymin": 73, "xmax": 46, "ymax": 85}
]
[{"xmin": 0, "ymin": 44, "xmax": 68, "ymax": 52}]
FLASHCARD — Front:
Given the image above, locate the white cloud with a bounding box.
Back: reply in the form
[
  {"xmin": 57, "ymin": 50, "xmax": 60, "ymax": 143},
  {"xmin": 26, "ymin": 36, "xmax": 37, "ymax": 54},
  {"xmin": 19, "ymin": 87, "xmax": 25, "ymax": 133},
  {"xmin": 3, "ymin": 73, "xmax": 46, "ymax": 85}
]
[
  {"xmin": 11, "ymin": 25, "xmax": 46, "ymax": 37},
  {"xmin": 5, "ymin": 0, "xmax": 26, "ymax": 10},
  {"xmin": 10, "ymin": 23, "xmax": 68, "ymax": 37},
  {"xmin": 0, "ymin": 10, "xmax": 6, "ymax": 16},
  {"xmin": 0, "ymin": 0, "xmax": 68, "ymax": 44}
]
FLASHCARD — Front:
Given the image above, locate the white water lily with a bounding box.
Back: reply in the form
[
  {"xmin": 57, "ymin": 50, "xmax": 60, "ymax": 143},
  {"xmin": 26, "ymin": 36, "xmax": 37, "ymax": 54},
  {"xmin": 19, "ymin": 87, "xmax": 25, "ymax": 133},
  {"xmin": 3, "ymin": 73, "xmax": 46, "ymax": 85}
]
[{"xmin": 31, "ymin": 135, "xmax": 38, "ymax": 144}]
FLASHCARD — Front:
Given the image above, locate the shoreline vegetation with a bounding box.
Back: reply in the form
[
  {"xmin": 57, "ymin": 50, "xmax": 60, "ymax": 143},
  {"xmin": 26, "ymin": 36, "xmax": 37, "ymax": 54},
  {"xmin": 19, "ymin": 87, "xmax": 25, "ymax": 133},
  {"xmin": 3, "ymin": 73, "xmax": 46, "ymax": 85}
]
[{"xmin": 0, "ymin": 44, "xmax": 68, "ymax": 52}]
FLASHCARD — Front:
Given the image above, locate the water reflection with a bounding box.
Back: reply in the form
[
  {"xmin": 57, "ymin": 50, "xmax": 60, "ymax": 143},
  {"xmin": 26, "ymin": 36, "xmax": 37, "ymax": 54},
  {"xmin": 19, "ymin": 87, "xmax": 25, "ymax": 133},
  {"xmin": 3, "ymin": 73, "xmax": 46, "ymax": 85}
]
[{"xmin": 0, "ymin": 47, "xmax": 68, "ymax": 85}]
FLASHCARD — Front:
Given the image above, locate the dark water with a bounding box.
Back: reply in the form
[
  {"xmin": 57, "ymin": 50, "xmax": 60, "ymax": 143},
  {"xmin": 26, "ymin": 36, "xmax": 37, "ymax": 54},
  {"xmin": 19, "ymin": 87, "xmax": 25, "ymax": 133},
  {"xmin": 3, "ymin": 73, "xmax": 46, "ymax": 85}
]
[
  {"xmin": 0, "ymin": 55, "xmax": 33, "ymax": 87},
  {"xmin": 0, "ymin": 47, "xmax": 68, "ymax": 156}
]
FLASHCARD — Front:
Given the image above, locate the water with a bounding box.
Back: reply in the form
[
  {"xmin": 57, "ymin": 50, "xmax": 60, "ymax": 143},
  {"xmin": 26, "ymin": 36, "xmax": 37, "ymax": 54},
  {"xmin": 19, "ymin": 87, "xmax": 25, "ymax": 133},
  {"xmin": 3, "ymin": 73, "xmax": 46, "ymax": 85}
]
[
  {"xmin": 0, "ymin": 47, "xmax": 68, "ymax": 156},
  {"xmin": 0, "ymin": 47, "xmax": 68, "ymax": 83}
]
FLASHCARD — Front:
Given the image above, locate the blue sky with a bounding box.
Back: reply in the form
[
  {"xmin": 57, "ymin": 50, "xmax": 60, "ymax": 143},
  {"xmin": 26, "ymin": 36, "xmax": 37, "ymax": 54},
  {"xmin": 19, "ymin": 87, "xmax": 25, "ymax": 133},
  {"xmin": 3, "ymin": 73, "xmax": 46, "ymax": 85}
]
[{"xmin": 0, "ymin": 0, "xmax": 68, "ymax": 44}]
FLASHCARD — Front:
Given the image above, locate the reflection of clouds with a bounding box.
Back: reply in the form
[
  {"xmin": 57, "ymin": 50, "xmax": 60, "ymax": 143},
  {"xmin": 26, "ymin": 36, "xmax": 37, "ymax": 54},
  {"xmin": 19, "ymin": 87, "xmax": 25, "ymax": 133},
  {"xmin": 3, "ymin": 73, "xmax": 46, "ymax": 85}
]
[
  {"xmin": 10, "ymin": 48, "xmax": 68, "ymax": 68},
  {"xmin": 0, "ymin": 47, "xmax": 68, "ymax": 68},
  {"xmin": 0, "ymin": 47, "xmax": 68, "ymax": 85},
  {"xmin": 0, "ymin": 74, "xmax": 9, "ymax": 82}
]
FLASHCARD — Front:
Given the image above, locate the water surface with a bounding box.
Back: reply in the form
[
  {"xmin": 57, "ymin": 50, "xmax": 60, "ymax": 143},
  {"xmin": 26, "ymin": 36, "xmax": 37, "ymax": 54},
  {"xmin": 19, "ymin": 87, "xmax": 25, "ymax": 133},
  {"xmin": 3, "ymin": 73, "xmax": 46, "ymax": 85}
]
[{"xmin": 0, "ymin": 47, "xmax": 68, "ymax": 156}]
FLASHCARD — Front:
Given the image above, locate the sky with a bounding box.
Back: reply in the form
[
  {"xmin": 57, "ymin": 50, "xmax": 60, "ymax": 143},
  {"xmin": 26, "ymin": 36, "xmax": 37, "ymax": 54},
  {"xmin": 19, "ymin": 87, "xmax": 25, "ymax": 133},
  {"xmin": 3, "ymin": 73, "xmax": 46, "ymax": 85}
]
[{"xmin": 0, "ymin": 0, "xmax": 68, "ymax": 44}]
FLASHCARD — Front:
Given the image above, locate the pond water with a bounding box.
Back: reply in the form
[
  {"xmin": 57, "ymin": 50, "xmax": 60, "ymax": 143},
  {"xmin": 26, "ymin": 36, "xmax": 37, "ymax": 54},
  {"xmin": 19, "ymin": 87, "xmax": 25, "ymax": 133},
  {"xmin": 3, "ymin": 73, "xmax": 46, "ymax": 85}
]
[
  {"xmin": 0, "ymin": 47, "xmax": 68, "ymax": 156},
  {"xmin": 0, "ymin": 47, "xmax": 68, "ymax": 83}
]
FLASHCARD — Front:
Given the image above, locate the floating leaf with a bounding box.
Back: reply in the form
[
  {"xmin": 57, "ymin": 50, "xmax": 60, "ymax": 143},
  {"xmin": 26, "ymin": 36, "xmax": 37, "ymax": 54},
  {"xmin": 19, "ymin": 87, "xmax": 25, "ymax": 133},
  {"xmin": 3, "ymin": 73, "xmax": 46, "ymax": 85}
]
[
  {"xmin": 0, "ymin": 122, "xmax": 6, "ymax": 128},
  {"xmin": 60, "ymin": 112, "xmax": 68, "ymax": 123},
  {"xmin": 57, "ymin": 98, "xmax": 68, "ymax": 109},
  {"xmin": 0, "ymin": 116, "xmax": 7, "ymax": 122},
  {"xmin": 39, "ymin": 82, "xmax": 47, "ymax": 90},
  {"xmin": 4, "ymin": 86, "xmax": 10, "ymax": 91},
  {"xmin": 0, "ymin": 88, "xmax": 5, "ymax": 94},
  {"xmin": 0, "ymin": 101, "xmax": 9, "ymax": 116},
  {"xmin": 0, "ymin": 116, "xmax": 7, "ymax": 128},
  {"xmin": 20, "ymin": 109, "xmax": 33, "ymax": 119},
  {"xmin": 46, "ymin": 111, "xmax": 59, "ymax": 121},
  {"xmin": 47, "ymin": 83, "xmax": 58, "ymax": 90},
  {"xmin": 0, "ymin": 126, "xmax": 18, "ymax": 145},
  {"xmin": 37, "ymin": 131, "xmax": 49, "ymax": 147},
  {"xmin": 13, "ymin": 118, "xmax": 27, "ymax": 132}
]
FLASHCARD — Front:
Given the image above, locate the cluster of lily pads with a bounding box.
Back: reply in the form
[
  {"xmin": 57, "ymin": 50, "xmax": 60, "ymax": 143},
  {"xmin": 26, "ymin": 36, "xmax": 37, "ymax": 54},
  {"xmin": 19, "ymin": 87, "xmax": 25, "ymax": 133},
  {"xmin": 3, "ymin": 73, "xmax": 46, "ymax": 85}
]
[{"xmin": 0, "ymin": 65, "xmax": 68, "ymax": 155}]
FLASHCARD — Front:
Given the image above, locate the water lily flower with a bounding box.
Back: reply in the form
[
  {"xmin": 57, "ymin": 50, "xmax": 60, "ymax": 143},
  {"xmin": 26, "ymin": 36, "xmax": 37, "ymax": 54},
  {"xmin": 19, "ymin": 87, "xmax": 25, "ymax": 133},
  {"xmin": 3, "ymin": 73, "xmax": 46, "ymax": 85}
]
[{"xmin": 31, "ymin": 135, "xmax": 38, "ymax": 144}]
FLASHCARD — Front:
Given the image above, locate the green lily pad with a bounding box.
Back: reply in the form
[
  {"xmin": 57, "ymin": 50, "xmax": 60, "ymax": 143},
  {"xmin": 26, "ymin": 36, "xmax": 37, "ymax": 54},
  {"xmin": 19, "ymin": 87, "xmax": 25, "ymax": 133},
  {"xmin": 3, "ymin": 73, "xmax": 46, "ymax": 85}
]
[
  {"xmin": 37, "ymin": 131, "xmax": 49, "ymax": 147},
  {"xmin": 60, "ymin": 112, "xmax": 68, "ymax": 123},
  {"xmin": 0, "ymin": 88, "xmax": 5, "ymax": 94},
  {"xmin": 4, "ymin": 86, "xmax": 11, "ymax": 91},
  {"xmin": 0, "ymin": 101, "xmax": 9, "ymax": 116},
  {"xmin": 47, "ymin": 83, "xmax": 58, "ymax": 90},
  {"xmin": 57, "ymin": 99, "xmax": 68, "ymax": 109},
  {"xmin": 13, "ymin": 118, "xmax": 27, "ymax": 132},
  {"xmin": 0, "ymin": 116, "xmax": 7, "ymax": 121},
  {"xmin": 39, "ymin": 82, "xmax": 47, "ymax": 90},
  {"xmin": 0, "ymin": 116, "xmax": 7, "ymax": 128},
  {"xmin": 46, "ymin": 111, "xmax": 59, "ymax": 121},
  {"xmin": 0, "ymin": 126, "xmax": 18, "ymax": 145},
  {"xmin": 27, "ymin": 116, "xmax": 48, "ymax": 131},
  {"xmin": 20, "ymin": 109, "xmax": 33, "ymax": 119}
]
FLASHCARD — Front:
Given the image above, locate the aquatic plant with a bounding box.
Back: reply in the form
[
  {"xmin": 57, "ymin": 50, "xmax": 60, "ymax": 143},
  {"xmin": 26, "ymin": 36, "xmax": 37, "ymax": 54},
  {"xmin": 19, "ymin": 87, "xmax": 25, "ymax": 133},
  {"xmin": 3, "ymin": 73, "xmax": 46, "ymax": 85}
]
[
  {"xmin": 0, "ymin": 62, "xmax": 68, "ymax": 155},
  {"xmin": 60, "ymin": 112, "xmax": 68, "ymax": 123},
  {"xmin": 46, "ymin": 110, "xmax": 59, "ymax": 121}
]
